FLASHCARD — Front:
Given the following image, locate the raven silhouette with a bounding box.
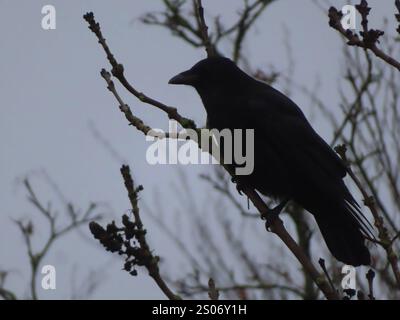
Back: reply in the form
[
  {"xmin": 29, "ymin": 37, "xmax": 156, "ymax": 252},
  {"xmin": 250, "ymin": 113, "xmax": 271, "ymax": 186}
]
[{"xmin": 169, "ymin": 56, "xmax": 371, "ymax": 266}]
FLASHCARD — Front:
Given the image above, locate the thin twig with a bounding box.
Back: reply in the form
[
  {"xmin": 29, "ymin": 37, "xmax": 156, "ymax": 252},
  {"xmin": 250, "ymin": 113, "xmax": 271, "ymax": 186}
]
[
  {"xmin": 318, "ymin": 258, "xmax": 337, "ymax": 294},
  {"xmin": 16, "ymin": 179, "xmax": 100, "ymax": 300},
  {"xmin": 194, "ymin": 0, "xmax": 216, "ymax": 57},
  {"xmin": 83, "ymin": 12, "xmax": 197, "ymax": 130}
]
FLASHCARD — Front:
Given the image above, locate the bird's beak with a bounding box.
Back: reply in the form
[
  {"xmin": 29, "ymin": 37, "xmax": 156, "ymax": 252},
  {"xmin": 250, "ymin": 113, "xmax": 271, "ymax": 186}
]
[{"xmin": 168, "ymin": 69, "xmax": 197, "ymax": 85}]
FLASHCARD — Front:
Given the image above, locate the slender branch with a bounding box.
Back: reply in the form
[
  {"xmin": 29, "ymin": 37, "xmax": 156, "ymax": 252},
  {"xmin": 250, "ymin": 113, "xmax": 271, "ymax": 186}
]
[
  {"xmin": 194, "ymin": 0, "xmax": 216, "ymax": 57},
  {"xmin": 328, "ymin": 2, "xmax": 400, "ymax": 71},
  {"xmin": 318, "ymin": 258, "xmax": 337, "ymax": 294},
  {"xmin": 100, "ymin": 69, "xmax": 162, "ymax": 137},
  {"xmin": 15, "ymin": 179, "xmax": 100, "ymax": 300},
  {"xmin": 335, "ymin": 144, "xmax": 400, "ymax": 288},
  {"xmin": 90, "ymin": 166, "xmax": 181, "ymax": 300},
  {"xmin": 121, "ymin": 166, "xmax": 178, "ymax": 300},
  {"xmin": 83, "ymin": 12, "xmax": 197, "ymax": 130},
  {"xmin": 100, "ymin": 69, "xmax": 190, "ymax": 140}
]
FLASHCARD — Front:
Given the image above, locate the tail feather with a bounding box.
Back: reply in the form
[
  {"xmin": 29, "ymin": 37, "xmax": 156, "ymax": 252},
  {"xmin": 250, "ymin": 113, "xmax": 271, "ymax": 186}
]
[
  {"xmin": 344, "ymin": 192, "xmax": 375, "ymax": 240},
  {"xmin": 314, "ymin": 206, "xmax": 371, "ymax": 266}
]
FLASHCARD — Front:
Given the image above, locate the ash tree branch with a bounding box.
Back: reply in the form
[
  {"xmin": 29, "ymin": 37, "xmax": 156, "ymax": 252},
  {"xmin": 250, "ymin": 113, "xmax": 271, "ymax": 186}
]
[
  {"xmin": 100, "ymin": 69, "xmax": 163, "ymax": 138},
  {"xmin": 83, "ymin": 12, "xmax": 197, "ymax": 130},
  {"xmin": 328, "ymin": 0, "xmax": 400, "ymax": 71},
  {"xmin": 90, "ymin": 165, "xmax": 181, "ymax": 300},
  {"xmin": 100, "ymin": 69, "xmax": 194, "ymax": 140}
]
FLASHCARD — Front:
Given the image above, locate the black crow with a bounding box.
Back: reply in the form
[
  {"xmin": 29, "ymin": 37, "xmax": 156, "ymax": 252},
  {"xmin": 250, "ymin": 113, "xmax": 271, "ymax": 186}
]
[{"xmin": 169, "ymin": 56, "xmax": 371, "ymax": 266}]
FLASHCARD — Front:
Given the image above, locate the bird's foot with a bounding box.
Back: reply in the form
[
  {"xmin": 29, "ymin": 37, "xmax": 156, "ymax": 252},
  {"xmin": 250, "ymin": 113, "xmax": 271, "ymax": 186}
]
[
  {"xmin": 262, "ymin": 198, "xmax": 290, "ymax": 231},
  {"xmin": 231, "ymin": 175, "xmax": 248, "ymax": 195}
]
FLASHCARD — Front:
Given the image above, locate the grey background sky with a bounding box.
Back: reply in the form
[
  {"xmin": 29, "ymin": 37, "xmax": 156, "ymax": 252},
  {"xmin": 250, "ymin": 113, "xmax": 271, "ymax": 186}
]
[{"xmin": 0, "ymin": 0, "xmax": 395, "ymax": 299}]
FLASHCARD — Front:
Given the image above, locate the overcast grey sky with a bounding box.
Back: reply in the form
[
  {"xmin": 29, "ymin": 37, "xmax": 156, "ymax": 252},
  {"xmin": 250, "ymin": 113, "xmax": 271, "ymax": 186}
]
[{"xmin": 0, "ymin": 0, "xmax": 395, "ymax": 299}]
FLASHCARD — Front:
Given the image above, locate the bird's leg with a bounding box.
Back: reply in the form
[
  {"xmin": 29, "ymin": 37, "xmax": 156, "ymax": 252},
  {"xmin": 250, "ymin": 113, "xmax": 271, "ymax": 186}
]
[
  {"xmin": 263, "ymin": 198, "xmax": 290, "ymax": 230},
  {"xmin": 231, "ymin": 175, "xmax": 290, "ymax": 229}
]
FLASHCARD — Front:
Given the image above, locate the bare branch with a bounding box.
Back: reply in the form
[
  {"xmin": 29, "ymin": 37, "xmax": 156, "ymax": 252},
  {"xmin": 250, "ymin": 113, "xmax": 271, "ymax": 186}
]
[
  {"xmin": 83, "ymin": 12, "xmax": 197, "ymax": 130},
  {"xmin": 90, "ymin": 165, "xmax": 181, "ymax": 300},
  {"xmin": 328, "ymin": 1, "xmax": 400, "ymax": 71},
  {"xmin": 194, "ymin": 0, "xmax": 216, "ymax": 57},
  {"xmin": 14, "ymin": 178, "xmax": 101, "ymax": 299}
]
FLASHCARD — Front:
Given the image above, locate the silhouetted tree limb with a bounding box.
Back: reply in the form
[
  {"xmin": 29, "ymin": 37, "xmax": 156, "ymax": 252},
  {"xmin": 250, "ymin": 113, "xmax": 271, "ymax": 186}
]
[
  {"xmin": 90, "ymin": 165, "xmax": 181, "ymax": 300},
  {"xmin": 0, "ymin": 178, "xmax": 102, "ymax": 300},
  {"xmin": 140, "ymin": 0, "xmax": 275, "ymax": 64},
  {"xmin": 194, "ymin": 0, "xmax": 216, "ymax": 57},
  {"xmin": 328, "ymin": 0, "xmax": 400, "ymax": 71}
]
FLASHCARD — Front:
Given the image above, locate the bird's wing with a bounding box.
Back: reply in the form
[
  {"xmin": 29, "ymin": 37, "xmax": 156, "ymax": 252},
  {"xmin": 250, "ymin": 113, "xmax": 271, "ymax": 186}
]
[
  {"xmin": 241, "ymin": 85, "xmax": 347, "ymax": 181},
  {"xmin": 249, "ymin": 87, "xmax": 375, "ymax": 238}
]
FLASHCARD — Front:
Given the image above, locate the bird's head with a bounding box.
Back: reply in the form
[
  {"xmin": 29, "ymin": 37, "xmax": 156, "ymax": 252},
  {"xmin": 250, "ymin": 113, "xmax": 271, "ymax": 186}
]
[{"xmin": 168, "ymin": 56, "xmax": 249, "ymax": 93}]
